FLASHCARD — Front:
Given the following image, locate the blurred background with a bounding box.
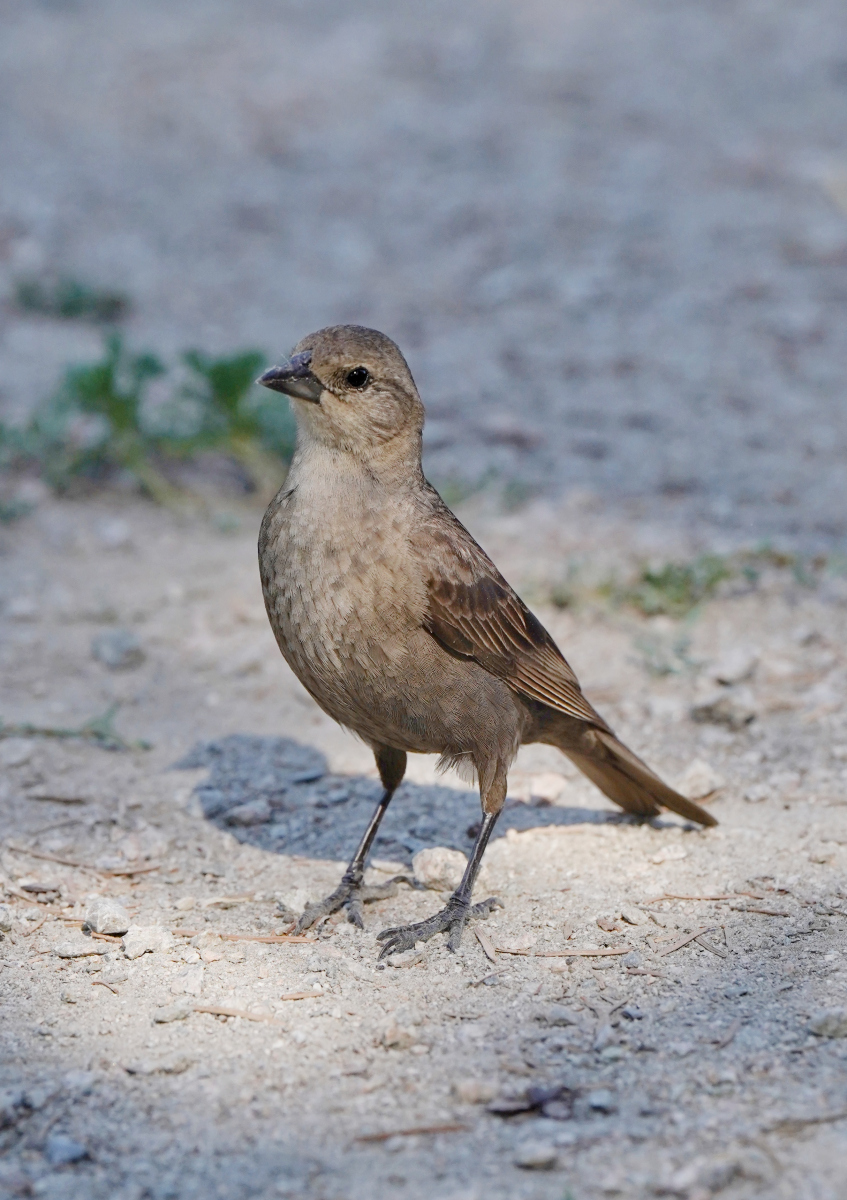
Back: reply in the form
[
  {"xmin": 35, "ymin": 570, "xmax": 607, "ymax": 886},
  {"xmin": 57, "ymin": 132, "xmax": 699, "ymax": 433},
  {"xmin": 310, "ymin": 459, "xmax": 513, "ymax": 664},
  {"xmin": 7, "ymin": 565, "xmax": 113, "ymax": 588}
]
[{"xmin": 1, "ymin": 0, "xmax": 847, "ymax": 547}]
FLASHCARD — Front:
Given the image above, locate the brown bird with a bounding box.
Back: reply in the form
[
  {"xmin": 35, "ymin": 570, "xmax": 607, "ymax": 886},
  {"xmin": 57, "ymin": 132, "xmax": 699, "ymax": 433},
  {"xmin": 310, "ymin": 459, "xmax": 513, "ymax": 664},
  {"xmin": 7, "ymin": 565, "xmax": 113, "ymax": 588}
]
[{"xmin": 257, "ymin": 325, "xmax": 716, "ymax": 957}]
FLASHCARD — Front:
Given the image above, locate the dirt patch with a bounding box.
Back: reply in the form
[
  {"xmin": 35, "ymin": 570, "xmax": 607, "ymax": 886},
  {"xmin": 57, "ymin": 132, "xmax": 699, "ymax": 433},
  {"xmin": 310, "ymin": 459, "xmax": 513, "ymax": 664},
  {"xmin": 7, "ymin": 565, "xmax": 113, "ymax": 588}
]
[{"xmin": 1, "ymin": 495, "xmax": 846, "ymax": 1199}]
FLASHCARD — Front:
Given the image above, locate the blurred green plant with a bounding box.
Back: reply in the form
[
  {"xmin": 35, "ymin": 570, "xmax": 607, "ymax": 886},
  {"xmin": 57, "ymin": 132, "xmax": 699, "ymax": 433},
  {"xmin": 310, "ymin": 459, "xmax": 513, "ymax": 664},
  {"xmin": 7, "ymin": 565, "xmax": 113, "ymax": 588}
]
[
  {"xmin": 14, "ymin": 276, "xmax": 130, "ymax": 323},
  {"xmin": 0, "ymin": 335, "xmax": 296, "ymax": 506},
  {"xmin": 616, "ymin": 554, "xmax": 732, "ymax": 617}
]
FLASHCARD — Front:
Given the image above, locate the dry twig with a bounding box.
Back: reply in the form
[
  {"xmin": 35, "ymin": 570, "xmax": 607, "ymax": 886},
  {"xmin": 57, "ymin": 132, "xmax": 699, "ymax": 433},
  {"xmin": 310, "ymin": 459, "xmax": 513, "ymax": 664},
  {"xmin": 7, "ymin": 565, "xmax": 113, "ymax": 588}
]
[
  {"xmin": 170, "ymin": 929, "xmax": 315, "ymax": 944},
  {"xmin": 656, "ymin": 927, "xmax": 717, "ymax": 957},
  {"xmin": 355, "ymin": 1123, "xmax": 469, "ymax": 1143},
  {"xmin": 475, "ymin": 927, "xmax": 497, "ymax": 962},
  {"xmin": 496, "ymin": 945, "xmax": 631, "ymax": 958},
  {"xmin": 193, "ymin": 1004, "xmax": 284, "ymax": 1024}
]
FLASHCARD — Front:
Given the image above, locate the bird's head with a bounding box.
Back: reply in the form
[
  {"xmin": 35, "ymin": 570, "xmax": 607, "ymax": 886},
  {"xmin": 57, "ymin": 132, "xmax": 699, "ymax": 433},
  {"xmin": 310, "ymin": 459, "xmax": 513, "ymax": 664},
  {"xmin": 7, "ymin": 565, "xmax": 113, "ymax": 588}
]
[{"xmin": 258, "ymin": 325, "xmax": 424, "ymax": 467}]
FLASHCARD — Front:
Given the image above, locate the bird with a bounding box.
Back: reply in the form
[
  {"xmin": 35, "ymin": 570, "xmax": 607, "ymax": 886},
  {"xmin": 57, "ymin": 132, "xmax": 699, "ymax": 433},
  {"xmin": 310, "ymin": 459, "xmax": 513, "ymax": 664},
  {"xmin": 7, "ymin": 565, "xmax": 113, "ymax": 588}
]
[{"xmin": 257, "ymin": 325, "xmax": 716, "ymax": 958}]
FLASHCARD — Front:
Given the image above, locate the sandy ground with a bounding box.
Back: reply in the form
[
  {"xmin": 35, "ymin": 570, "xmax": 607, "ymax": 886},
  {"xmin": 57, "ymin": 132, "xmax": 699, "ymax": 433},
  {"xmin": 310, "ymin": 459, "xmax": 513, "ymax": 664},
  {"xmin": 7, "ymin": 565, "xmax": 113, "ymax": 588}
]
[
  {"xmin": 2, "ymin": 2, "xmax": 847, "ymax": 1197},
  {"xmin": 1, "ymin": 494, "xmax": 846, "ymax": 1200},
  {"xmin": 2, "ymin": 0, "xmax": 847, "ymax": 546}
]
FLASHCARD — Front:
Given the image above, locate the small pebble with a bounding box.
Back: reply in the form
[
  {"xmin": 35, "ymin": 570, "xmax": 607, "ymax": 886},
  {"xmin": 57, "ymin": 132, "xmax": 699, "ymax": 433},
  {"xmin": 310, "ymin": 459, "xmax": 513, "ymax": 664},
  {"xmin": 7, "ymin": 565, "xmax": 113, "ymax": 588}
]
[
  {"xmin": 84, "ymin": 896, "xmax": 131, "ymax": 936},
  {"xmin": 514, "ymin": 1141, "xmax": 559, "ymax": 1170},
  {"xmin": 587, "ymin": 1089, "xmax": 617, "ymax": 1113},
  {"xmin": 44, "ymin": 1133, "xmax": 87, "ymax": 1166},
  {"xmin": 412, "ymin": 846, "xmax": 469, "ymax": 891},
  {"xmin": 809, "ymin": 1008, "xmax": 847, "ymax": 1038},
  {"xmin": 121, "ymin": 925, "xmax": 174, "ymax": 960},
  {"xmin": 153, "ymin": 1004, "xmax": 193, "ymax": 1024},
  {"xmin": 225, "ymin": 799, "xmax": 271, "ymax": 826},
  {"xmin": 91, "ymin": 628, "xmax": 145, "ymax": 670}
]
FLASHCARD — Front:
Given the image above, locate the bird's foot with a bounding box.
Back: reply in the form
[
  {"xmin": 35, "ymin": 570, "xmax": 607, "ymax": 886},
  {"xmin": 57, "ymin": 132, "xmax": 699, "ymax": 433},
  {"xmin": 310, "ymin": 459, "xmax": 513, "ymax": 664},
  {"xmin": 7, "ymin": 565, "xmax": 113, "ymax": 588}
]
[
  {"xmin": 295, "ymin": 872, "xmax": 415, "ymax": 932},
  {"xmin": 377, "ymin": 894, "xmax": 502, "ymax": 958}
]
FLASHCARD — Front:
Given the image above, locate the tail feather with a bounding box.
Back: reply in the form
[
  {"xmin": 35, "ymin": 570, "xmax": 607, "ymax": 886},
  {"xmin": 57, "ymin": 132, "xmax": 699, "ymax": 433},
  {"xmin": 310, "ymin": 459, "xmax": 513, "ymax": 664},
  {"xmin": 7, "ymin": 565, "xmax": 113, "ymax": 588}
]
[{"xmin": 563, "ymin": 728, "xmax": 717, "ymax": 827}]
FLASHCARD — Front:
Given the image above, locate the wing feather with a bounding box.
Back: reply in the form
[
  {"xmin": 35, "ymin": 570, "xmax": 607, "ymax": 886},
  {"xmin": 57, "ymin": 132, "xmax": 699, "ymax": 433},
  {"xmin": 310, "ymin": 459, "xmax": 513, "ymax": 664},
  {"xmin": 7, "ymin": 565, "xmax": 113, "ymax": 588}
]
[{"xmin": 415, "ymin": 499, "xmax": 608, "ymax": 730}]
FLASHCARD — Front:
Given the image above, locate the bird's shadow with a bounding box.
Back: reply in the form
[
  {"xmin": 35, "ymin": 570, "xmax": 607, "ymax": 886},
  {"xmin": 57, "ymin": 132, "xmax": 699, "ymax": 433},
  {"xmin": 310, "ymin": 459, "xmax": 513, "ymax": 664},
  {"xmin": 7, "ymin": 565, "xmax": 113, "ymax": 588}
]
[{"xmin": 175, "ymin": 734, "xmax": 638, "ymax": 864}]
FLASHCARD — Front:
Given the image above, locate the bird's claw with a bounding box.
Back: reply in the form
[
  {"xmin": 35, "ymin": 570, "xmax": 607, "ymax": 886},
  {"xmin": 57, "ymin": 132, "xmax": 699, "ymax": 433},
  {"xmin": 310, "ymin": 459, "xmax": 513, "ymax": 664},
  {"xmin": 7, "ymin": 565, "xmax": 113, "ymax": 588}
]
[
  {"xmin": 295, "ymin": 874, "xmax": 412, "ymax": 933},
  {"xmin": 377, "ymin": 895, "xmax": 502, "ymax": 958}
]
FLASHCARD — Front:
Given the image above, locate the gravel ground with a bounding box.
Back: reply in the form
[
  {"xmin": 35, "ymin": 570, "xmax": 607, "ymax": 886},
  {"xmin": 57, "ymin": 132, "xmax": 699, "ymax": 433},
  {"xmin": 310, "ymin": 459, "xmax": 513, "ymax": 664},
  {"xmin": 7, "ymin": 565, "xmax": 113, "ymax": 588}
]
[
  {"xmin": 1, "ymin": 495, "xmax": 846, "ymax": 1200},
  {"xmin": 2, "ymin": 3, "xmax": 847, "ymax": 1197},
  {"xmin": 2, "ymin": 0, "xmax": 847, "ymax": 545}
]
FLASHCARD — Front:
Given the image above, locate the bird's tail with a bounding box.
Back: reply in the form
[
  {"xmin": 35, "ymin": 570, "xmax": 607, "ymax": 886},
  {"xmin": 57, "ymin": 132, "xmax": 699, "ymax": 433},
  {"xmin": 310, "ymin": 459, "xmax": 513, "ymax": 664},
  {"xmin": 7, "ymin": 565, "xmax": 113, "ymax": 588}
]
[{"xmin": 561, "ymin": 727, "xmax": 717, "ymax": 826}]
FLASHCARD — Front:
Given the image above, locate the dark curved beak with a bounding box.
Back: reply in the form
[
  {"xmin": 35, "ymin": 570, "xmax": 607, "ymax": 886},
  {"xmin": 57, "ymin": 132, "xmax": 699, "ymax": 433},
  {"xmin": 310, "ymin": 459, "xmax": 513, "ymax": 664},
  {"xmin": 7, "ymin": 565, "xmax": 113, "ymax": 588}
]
[{"xmin": 257, "ymin": 351, "xmax": 324, "ymax": 403}]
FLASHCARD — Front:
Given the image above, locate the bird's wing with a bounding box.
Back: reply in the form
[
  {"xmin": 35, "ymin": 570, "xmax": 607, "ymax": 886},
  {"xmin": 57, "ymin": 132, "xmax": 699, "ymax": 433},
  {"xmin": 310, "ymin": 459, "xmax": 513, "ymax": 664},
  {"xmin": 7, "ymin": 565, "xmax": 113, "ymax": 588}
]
[{"xmin": 414, "ymin": 498, "xmax": 609, "ymax": 729}]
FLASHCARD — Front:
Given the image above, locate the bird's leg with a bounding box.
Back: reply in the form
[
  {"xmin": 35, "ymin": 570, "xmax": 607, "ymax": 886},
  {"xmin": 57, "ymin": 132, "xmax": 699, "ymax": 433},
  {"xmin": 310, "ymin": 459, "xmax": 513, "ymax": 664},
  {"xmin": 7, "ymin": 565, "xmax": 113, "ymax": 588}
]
[
  {"xmin": 295, "ymin": 748, "xmax": 410, "ymax": 932},
  {"xmin": 377, "ymin": 809, "xmax": 502, "ymax": 958}
]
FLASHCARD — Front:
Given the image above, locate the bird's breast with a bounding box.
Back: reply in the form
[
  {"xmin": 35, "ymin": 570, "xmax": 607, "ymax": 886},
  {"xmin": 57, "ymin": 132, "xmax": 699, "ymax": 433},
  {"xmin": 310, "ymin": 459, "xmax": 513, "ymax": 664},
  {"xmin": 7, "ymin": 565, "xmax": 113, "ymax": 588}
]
[{"xmin": 259, "ymin": 463, "xmax": 429, "ymax": 723}]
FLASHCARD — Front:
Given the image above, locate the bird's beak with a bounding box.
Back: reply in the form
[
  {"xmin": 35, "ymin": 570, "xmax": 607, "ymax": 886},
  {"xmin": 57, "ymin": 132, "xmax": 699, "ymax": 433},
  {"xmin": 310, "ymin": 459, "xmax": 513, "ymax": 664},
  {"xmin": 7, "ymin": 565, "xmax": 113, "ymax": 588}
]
[{"xmin": 257, "ymin": 351, "xmax": 324, "ymax": 403}]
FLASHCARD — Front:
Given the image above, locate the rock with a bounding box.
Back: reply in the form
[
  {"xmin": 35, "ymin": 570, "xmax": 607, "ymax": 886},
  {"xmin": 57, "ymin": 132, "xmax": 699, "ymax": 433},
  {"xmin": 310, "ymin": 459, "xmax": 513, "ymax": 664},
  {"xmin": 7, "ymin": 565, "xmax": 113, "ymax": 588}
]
[
  {"xmin": 452, "ymin": 1079, "xmax": 497, "ymax": 1104},
  {"xmin": 55, "ymin": 938, "xmax": 110, "ymax": 959},
  {"xmin": 170, "ymin": 964, "xmax": 204, "ymax": 995},
  {"xmin": 620, "ymin": 951, "xmax": 641, "ymax": 968},
  {"xmin": 650, "ymin": 844, "xmax": 687, "ymax": 864},
  {"xmin": 744, "ymin": 784, "xmax": 769, "ymax": 803},
  {"xmin": 675, "ymin": 758, "xmax": 725, "ymax": 800},
  {"xmin": 153, "ymin": 1003, "xmax": 193, "ymax": 1024},
  {"xmin": 691, "ymin": 687, "xmax": 756, "ymax": 730},
  {"xmin": 514, "ymin": 1141, "xmax": 558, "ymax": 1170},
  {"xmin": 175, "ymin": 896, "xmax": 196, "ymax": 911},
  {"xmin": 121, "ymin": 924, "xmax": 174, "ymax": 960},
  {"xmin": 669, "ymin": 1157, "xmax": 741, "ymax": 1193},
  {"xmin": 809, "ymin": 1008, "xmax": 847, "ymax": 1038},
  {"xmin": 412, "ymin": 846, "xmax": 468, "ymax": 891},
  {"xmin": 385, "ymin": 949, "xmax": 424, "ymax": 968},
  {"xmin": 84, "ymin": 896, "xmax": 131, "ymax": 936},
  {"xmin": 44, "ymin": 1133, "xmax": 88, "ymax": 1166},
  {"xmin": 91, "ymin": 628, "xmax": 145, "ymax": 670},
  {"xmin": 536, "ymin": 1004, "xmax": 583, "ymax": 1027},
  {"xmin": 225, "ymin": 798, "xmax": 271, "ymax": 826},
  {"xmin": 0, "ymin": 738, "xmax": 34, "ymax": 768},
  {"xmin": 0, "ymin": 906, "xmax": 12, "ymax": 933},
  {"xmin": 712, "ymin": 647, "xmax": 759, "ymax": 686},
  {"xmin": 381, "ymin": 1020, "xmax": 419, "ymax": 1049},
  {"xmin": 621, "ymin": 1005, "xmax": 644, "ymax": 1020},
  {"xmin": 619, "ymin": 905, "xmax": 647, "ymax": 926},
  {"xmin": 724, "ymin": 984, "xmax": 749, "ymax": 999},
  {"xmin": 586, "ymin": 1088, "xmax": 617, "ymax": 1113}
]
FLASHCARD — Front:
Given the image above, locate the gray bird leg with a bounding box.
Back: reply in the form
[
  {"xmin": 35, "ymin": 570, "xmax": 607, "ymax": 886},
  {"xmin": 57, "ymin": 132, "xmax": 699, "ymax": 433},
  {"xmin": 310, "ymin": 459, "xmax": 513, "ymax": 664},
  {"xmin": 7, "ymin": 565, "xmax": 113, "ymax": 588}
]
[
  {"xmin": 295, "ymin": 748, "xmax": 410, "ymax": 932},
  {"xmin": 376, "ymin": 809, "xmax": 503, "ymax": 958}
]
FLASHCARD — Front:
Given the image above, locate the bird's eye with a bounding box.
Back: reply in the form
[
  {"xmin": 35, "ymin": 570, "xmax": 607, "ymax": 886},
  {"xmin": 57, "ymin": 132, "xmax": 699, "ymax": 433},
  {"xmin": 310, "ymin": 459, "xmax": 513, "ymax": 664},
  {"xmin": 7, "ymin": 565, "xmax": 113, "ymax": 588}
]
[{"xmin": 345, "ymin": 366, "xmax": 370, "ymax": 389}]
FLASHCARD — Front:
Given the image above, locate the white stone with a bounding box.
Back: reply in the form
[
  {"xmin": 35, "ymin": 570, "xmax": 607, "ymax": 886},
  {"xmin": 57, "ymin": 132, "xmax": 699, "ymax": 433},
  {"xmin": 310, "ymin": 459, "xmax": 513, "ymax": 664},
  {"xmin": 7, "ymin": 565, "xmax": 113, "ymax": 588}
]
[
  {"xmin": 121, "ymin": 924, "xmax": 174, "ymax": 960},
  {"xmin": 809, "ymin": 1008, "xmax": 847, "ymax": 1038},
  {"xmin": 675, "ymin": 758, "xmax": 725, "ymax": 800},
  {"xmin": 225, "ymin": 799, "xmax": 271, "ymax": 826},
  {"xmin": 712, "ymin": 647, "xmax": 759, "ymax": 685},
  {"xmin": 84, "ymin": 896, "xmax": 131, "ymax": 936},
  {"xmin": 514, "ymin": 1141, "xmax": 558, "ymax": 1170},
  {"xmin": 412, "ymin": 846, "xmax": 468, "ymax": 891}
]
